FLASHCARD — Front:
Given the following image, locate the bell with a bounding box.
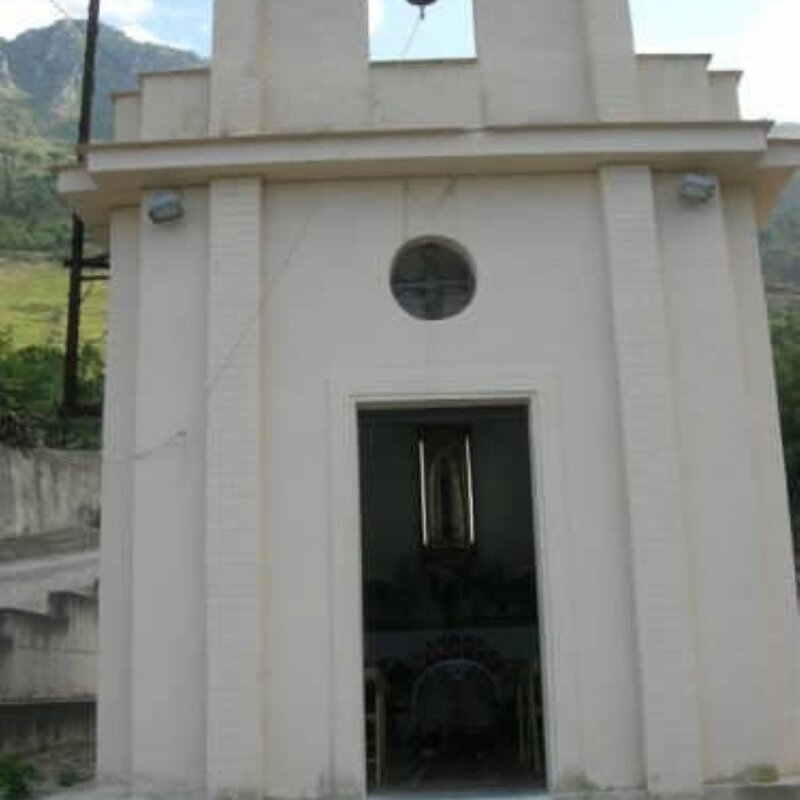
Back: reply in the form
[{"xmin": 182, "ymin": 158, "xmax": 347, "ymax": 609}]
[{"xmin": 406, "ymin": 0, "xmax": 439, "ymax": 19}]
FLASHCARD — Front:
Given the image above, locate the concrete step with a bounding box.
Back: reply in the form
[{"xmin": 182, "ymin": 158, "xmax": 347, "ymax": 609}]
[
  {"xmin": 0, "ymin": 528, "xmax": 99, "ymax": 564},
  {"xmin": 0, "ymin": 589, "xmax": 97, "ymax": 702},
  {"xmin": 0, "ymin": 550, "xmax": 99, "ymax": 615}
]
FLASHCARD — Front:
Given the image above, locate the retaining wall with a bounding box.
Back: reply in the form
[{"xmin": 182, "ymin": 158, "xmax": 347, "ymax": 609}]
[{"xmin": 0, "ymin": 445, "xmax": 100, "ymax": 540}]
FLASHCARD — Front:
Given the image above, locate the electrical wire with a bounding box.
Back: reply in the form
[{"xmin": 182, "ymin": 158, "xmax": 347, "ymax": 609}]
[
  {"xmin": 110, "ymin": 188, "xmax": 327, "ymax": 464},
  {"xmin": 40, "ymin": 0, "xmax": 80, "ymax": 24},
  {"xmin": 38, "ymin": 0, "xmax": 149, "ymax": 108},
  {"xmin": 79, "ymin": 282, "xmax": 95, "ymax": 305},
  {"xmin": 109, "ymin": 174, "xmax": 458, "ymax": 464},
  {"xmin": 203, "ymin": 196, "xmax": 324, "ymax": 401},
  {"xmin": 402, "ymin": 13, "xmax": 424, "ymax": 58}
]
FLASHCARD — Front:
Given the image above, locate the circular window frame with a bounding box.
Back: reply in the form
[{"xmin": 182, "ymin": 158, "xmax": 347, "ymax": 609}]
[{"xmin": 390, "ymin": 236, "xmax": 477, "ymax": 322}]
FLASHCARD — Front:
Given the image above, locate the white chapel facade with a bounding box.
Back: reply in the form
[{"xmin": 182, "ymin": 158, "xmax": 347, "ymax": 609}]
[{"xmin": 61, "ymin": 0, "xmax": 800, "ymax": 798}]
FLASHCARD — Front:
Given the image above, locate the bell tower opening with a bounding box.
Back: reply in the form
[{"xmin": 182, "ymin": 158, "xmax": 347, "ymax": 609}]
[
  {"xmin": 368, "ymin": 0, "xmax": 476, "ymax": 62},
  {"xmin": 359, "ymin": 405, "xmax": 547, "ymax": 792}
]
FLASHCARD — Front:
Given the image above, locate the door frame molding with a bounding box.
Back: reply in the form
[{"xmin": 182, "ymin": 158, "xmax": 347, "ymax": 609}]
[{"xmin": 326, "ymin": 364, "xmax": 580, "ymax": 794}]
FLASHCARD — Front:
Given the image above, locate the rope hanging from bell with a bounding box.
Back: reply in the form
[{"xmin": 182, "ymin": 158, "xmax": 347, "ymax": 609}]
[{"xmin": 406, "ymin": 0, "xmax": 438, "ymax": 20}]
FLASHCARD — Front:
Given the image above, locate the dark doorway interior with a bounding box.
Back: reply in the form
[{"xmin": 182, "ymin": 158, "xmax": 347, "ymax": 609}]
[{"xmin": 359, "ymin": 406, "xmax": 546, "ymax": 792}]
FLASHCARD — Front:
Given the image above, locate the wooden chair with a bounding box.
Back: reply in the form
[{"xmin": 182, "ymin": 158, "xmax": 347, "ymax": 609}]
[
  {"xmin": 514, "ymin": 661, "xmax": 544, "ymax": 777},
  {"xmin": 365, "ymin": 668, "xmax": 387, "ymax": 787}
]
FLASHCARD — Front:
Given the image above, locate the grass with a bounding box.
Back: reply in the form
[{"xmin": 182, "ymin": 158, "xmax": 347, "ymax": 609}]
[{"xmin": 0, "ymin": 253, "xmax": 107, "ymax": 351}]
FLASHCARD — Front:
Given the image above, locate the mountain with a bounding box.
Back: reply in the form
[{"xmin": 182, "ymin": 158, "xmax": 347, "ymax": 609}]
[
  {"xmin": 0, "ymin": 20, "xmax": 204, "ymax": 141},
  {"xmin": 0, "ymin": 21, "xmax": 204, "ymax": 253},
  {"xmin": 761, "ymin": 125, "xmax": 800, "ymax": 305},
  {"xmin": 0, "ymin": 19, "xmax": 797, "ymax": 291},
  {"xmin": 762, "ymin": 175, "xmax": 800, "ymax": 307}
]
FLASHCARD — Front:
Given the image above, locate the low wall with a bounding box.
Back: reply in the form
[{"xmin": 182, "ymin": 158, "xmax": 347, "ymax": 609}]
[
  {"xmin": 0, "ymin": 445, "xmax": 100, "ymax": 540},
  {"xmin": 0, "ymin": 528, "xmax": 99, "ymax": 563},
  {"xmin": 0, "ymin": 699, "xmax": 95, "ymax": 756}
]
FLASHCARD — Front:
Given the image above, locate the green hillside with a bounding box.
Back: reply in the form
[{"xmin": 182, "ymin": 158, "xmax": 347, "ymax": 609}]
[
  {"xmin": 0, "ymin": 20, "xmax": 204, "ymax": 140},
  {"xmin": 762, "ymin": 173, "xmax": 800, "ymax": 307},
  {"xmin": 0, "ymin": 22, "xmax": 201, "ymax": 448},
  {"xmin": 0, "ymin": 253, "xmax": 106, "ymax": 349}
]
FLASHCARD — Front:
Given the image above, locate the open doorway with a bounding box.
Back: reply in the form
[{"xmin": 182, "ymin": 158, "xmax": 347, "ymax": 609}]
[{"xmin": 359, "ymin": 405, "xmax": 546, "ymax": 792}]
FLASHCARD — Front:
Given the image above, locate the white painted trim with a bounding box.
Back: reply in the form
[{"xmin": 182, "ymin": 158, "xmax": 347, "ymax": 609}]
[
  {"xmin": 82, "ymin": 124, "xmax": 768, "ymax": 180},
  {"xmin": 327, "ymin": 364, "xmax": 579, "ymax": 794},
  {"xmin": 759, "ymin": 138, "xmax": 800, "ymax": 169},
  {"xmin": 205, "ymin": 178, "xmax": 263, "ymax": 795}
]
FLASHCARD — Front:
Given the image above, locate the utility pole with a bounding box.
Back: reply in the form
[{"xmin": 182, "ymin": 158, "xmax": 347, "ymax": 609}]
[{"xmin": 63, "ymin": 0, "xmax": 101, "ymax": 416}]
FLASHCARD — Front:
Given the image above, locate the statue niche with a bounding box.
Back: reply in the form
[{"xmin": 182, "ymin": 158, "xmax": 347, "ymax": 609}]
[{"xmin": 419, "ymin": 426, "xmax": 475, "ymax": 552}]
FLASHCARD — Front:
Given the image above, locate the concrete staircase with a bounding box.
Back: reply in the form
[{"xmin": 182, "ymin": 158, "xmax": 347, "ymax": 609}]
[
  {"xmin": 0, "ymin": 549, "xmax": 99, "ymax": 615},
  {"xmin": 0, "ymin": 586, "xmax": 97, "ymax": 701},
  {"xmin": 0, "ymin": 548, "xmax": 99, "ymax": 754}
]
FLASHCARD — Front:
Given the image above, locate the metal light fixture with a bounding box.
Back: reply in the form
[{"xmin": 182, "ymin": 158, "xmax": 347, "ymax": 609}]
[
  {"xmin": 406, "ymin": 0, "xmax": 439, "ymax": 19},
  {"xmin": 679, "ymin": 173, "xmax": 718, "ymax": 206},
  {"xmin": 147, "ymin": 190, "xmax": 185, "ymax": 224}
]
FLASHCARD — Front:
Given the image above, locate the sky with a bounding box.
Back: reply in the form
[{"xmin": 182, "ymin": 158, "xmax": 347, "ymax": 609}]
[{"xmin": 0, "ymin": 0, "xmax": 797, "ymax": 121}]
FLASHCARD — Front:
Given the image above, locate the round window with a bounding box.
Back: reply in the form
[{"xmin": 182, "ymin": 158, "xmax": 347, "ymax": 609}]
[{"xmin": 390, "ymin": 239, "xmax": 476, "ymax": 321}]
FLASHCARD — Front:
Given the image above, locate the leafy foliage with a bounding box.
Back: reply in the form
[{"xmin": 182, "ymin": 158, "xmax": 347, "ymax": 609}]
[
  {"xmin": 771, "ymin": 310, "xmax": 800, "ymax": 550},
  {"xmin": 57, "ymin": 767, "xmax": 80, "ymax": 788},
  {"xmin": 0, "ymin": 137, "xmax": 72, "ymax": 254},
  {"xmin": 0, "ymin": 258, "xmax": 105, "ymax": 450},
  {"xmin": 761, "ymin": 175, "xmax": 800, "ymax": 296},
  {"xmin": 0, "ymin": 757, "xmax": 36, "ymax": 800},
  {"xmin": 0, "ymin": 327, "xmax": 102, "ymax": 450},
  {"xmin": 0, "ymin": 76, "xmax": 72, "ymax": 254}
]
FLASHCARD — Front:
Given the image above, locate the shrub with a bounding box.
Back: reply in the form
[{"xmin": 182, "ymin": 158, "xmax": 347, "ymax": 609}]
[
  {"xmin": 0, "ymin": 758, "xmax": 36, "ymax": 800},
  {"xmin": 57, "ymin": 767, "xmax": 80, "ymax": 788}
]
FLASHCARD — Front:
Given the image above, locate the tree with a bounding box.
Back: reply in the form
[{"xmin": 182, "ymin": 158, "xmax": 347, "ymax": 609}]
[{"xmin": 770, "ymin": 310, "xmax": 800, "ymax": 554}]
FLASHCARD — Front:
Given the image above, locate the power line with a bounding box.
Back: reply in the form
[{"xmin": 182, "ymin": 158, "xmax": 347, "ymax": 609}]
[
  {"xmin": 204, "ymin": 198, "xmax": 324, "ymax": 400},
  {"xmin": 109, "ymin": 201, "xmax": 322, "ymax": 465},
  {"xmin": 62, "ymin": 0, "xmax": 101, "ymax": 417},
  {"xmin": 39, "ymin": 0, "xmax": 137, "ymax": 94},
  {"xmin": 41, "ymin": 0, "xmax": 79, "ymax": 23},
  {"xmin": 402, "ymin": 14, "xmax": 424, "ymax": 58}
]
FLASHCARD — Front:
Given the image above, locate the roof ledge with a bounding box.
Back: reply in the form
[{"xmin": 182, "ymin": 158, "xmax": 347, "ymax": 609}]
[{"xmin": 756, "ymin": 138, "xmax": 800, "ymax": 224}]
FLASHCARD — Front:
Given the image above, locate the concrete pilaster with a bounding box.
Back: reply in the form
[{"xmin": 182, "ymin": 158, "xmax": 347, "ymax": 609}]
[
  {"xmin": 600, "ymin": 165, "xmax": 702, "ymax": 795},
  {"xmin": 96, "ymin": 208, "xmax": 139, "ymax": 783},
  {"xmin": 205, "ymin": 178, "xmax": 264, "ymax": 796},
  {"xmin": 210, "ymin": 0, "xmax": 264, "ymax": 136},
  {"xmin": 131, "ymin": 190, "xmax": 209, "ymax": 793},
  {"xmin": 723, "ymin": 188, "xmax": 800, "ymax": 775},
  {"xmin": 583, "ymin": 0, "xmax": 641, "ymax": 121},
  {"xmin": 655, "ymin": 177, "xmax": 785, "ymax": 778}
]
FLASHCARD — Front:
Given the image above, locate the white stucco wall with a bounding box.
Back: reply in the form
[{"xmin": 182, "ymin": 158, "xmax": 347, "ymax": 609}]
[
  {"xmin": 129, "ymin": 190, "xmax": 209, "ymax": 794},
  {"xmin": 111, "ymin": 0, "xmax": 749, "ymax": 145},
  {"xmin": 257, "ymin": 174, "xmax": 643, "ymax": 795},
  {"xmin": 99, "ymin": 171, "xmax": 799, "ymax": 797},
  {"xmin": 658, "ymin": 177, "xmax": 772, "ymax": 778},
  {"xmin": 85, "ymin": 0, "xmax": 800, "ymax": 797},
  {"xmin": 140, "ymin": 71, "xmax": 210, "ymax": 142},
  {"xmin": 96, "ymin": 208, "xmax": 139, "ymax": 783},
  {"xmin": 638, "ymin": 57, "xmax": 714, "ymax": 121}
]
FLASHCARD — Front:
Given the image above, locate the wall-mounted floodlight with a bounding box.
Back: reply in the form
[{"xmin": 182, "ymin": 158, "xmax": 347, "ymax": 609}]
[
  {"xmin": 147, "ymin": 190, "xmax": 185, "ymax": 224},
  {"xmin": 679, "ymin": 174, "xmax": 718, "ymax": 206}
]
